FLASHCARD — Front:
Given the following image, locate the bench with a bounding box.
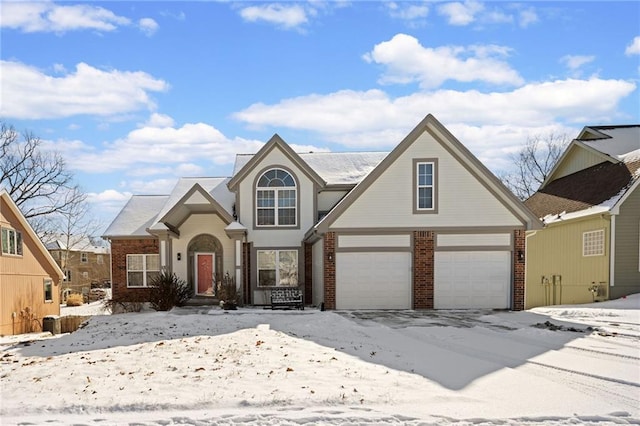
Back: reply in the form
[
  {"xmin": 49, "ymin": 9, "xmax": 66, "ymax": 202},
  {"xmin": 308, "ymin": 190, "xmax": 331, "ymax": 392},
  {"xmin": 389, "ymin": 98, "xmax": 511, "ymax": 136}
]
[{"xmin": 270, "ymin": 288, "xmax": 304, "ymax": 310}]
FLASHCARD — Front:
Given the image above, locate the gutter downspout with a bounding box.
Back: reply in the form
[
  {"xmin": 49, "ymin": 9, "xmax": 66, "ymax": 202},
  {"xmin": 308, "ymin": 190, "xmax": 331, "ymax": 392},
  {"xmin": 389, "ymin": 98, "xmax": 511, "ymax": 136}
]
[{"xmin": 609, "ymin": 214, "xmax": 615, "ymax": 289}]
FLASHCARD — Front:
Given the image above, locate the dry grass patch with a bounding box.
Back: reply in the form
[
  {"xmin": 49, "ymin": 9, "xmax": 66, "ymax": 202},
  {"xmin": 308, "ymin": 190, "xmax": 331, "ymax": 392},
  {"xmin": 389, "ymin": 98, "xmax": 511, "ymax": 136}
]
[{"xmin": 66, "ymin": 293, "xmax": 84, "ymax": 306}]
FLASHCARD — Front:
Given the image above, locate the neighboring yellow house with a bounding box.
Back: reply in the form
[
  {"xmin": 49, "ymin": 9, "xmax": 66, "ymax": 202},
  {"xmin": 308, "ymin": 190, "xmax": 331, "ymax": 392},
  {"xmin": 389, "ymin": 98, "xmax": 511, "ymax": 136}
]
[
  {"xmin": 0, "ymin": 189, "xmax": 64, "ymax": 335},
  {"xmin": 525, "ymin": 125, "xmax": 640, "ymax": 308}
]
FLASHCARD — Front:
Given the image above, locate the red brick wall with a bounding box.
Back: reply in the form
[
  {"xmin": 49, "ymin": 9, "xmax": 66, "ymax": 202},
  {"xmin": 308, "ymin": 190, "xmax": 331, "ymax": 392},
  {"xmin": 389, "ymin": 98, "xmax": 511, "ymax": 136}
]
[
  {"xmin": 110, "ymin": 238, "xmax": 159, "ymax": 301},
  {"xmin": 413, "ymin": 231, "xmax": 434, "ymax": 309},
  {"xmin": 304, "ymin": 242, "xmax": 312, "ymax": 306},
  {"xmin": 323, "ymin": 232, "xmax": 336, "ymax": 309},
  {"xmin": 513, "ymin": 229, "xmax": 525, "ymax": 311}
]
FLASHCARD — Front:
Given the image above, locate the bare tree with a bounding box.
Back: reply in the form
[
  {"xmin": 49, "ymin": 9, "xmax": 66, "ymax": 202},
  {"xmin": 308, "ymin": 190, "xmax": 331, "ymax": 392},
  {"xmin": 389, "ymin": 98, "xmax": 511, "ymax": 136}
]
[
  {"xmin": 500, "ymin": 133, "xmax": 569, "ymax": 200},
  {"xmin": 1, "ymin": 122, "xmax": 88, "ymax": 236}
]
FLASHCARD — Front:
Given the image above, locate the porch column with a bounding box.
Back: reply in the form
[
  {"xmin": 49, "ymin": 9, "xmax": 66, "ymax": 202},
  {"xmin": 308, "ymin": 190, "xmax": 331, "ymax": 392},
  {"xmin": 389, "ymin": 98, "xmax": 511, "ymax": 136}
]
[
  {"xmin": 235, "ymin": 239, "xmax": 242, "ymax": 293},
  {"xmin": 225, "ymin": 222, "xmax": 248, "ymax": 303}
]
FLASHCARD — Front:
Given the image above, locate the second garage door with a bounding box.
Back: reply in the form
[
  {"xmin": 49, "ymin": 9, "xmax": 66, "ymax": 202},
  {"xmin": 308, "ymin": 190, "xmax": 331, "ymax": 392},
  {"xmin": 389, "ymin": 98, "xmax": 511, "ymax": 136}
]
[
  {"xmin": 435, "ymin": 251, "xmax": 511, "ymax": 309},
  {"xmin": 336, "ymin": 252, "xmax": 411, "ymax": 309}
]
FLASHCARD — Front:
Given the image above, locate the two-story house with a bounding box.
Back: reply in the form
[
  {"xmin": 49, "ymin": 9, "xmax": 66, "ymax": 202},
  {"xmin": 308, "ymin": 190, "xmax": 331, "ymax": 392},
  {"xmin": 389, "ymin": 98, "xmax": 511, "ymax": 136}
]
[
  {"xmin": 46, "ymin": 236, "xmax": 111, "ymax": 303},
  {"xmin": 103, "ymin": 114, "xmax": 541, "ymax": 310},
  {"xmin": 1, "ymin": 189, "xmax": 64, "ymax": 335}
]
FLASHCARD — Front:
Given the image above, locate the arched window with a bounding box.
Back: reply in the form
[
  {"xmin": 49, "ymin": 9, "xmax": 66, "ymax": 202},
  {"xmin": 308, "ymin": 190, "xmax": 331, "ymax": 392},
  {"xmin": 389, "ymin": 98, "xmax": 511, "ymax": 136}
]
[{"xmin": 256, "ymin": 168, "xmax": 297, "ymax": 226}]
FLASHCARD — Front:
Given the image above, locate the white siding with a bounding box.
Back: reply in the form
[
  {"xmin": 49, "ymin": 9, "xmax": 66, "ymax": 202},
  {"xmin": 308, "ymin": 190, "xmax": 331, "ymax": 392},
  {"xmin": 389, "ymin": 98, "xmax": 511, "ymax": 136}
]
[
  {"xmin": 338, "ymin": 234, "xmax": 411, "ymax": 248},
  {"xmin": 172, "ymin": 214, "xmax": 235, "ymax": 281},
  {"xmin": 331, "ymin": 131, "xmax": 523, "ymax": 229},
  {"xmin": 238, "ymin": 148, "xmax": 316, "ymax": 247},
  {"xmin": 318, "ymin": 190, "xmax": 348, "ymax": 213},
  {"xmin": 312, "ymin": 238, "xmax": 324, "ymax": 306},
  {"xmin": 437, "ymin": 233, "xmax": 511, "ymax": 247}
]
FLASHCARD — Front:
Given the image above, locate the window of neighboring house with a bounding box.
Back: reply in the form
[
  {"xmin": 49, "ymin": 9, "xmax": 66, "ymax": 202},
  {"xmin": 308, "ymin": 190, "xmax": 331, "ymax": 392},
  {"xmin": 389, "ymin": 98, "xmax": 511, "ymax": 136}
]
[
  {"xmin": 44, "ymin": 278, "xmax": 53, "ymax": 302},
  {"xmin": 414, "ymin": 159, "xmax": 437, "ymax": 212},
  {"xmin": 256, "ymin": 168, "xmax": 297, "ymax": 227},
  {"xmin": 82, "ymin": 272, "xmax": 89, "ymax": 279},
  {"xmin": 81, "ymin": 252, "xmax": 88, "ymax": 263},
  {"xmin": 63, "ymin": 270, "xmax": 72, "ymax": 282},
  {"xmin": 1, "ymin": 227, "xmax": 23, "ymax": 256},
  {"xmin": 127, "ymin": 254, "xmax": 160, "ymax": 287},
  {"xmin": 257, "ymin": 249, "xmax": 298, "ymax": 287},
  {"xmin": 583, "ymin": 229, "xmax": 605, "ymax": 256},
  {"xmin": 97, "ymin": 255, "xmax": 104, "ymax": 264}
]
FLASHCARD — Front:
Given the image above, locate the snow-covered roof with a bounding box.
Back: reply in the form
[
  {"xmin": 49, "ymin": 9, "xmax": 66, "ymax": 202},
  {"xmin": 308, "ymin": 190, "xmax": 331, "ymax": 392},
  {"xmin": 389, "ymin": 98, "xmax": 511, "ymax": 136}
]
[
  {"xmin": 102, "ymin": 195, "xmax": 170, "ymax": 238},
  {"xmin": 154, "ymin": 177, "xmax": 234, "ymax": 221},
  {"xmin": 579, "ymin": 126, "xmax": 640, "ymax": 161},
  {"xmin": 45, "ymin": 236, "xmax": 109, "ymax": 254},
  {"xmin": 234, "ymin": 151, "xmax": 388, "ymax": 186}
]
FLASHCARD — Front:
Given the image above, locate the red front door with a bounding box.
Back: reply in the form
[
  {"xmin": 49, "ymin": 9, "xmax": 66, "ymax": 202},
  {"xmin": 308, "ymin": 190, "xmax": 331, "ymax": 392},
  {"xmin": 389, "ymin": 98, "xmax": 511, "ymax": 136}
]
[{"xmin": 196, "ymin": 253, "xmax": 214, "ymax": 295}]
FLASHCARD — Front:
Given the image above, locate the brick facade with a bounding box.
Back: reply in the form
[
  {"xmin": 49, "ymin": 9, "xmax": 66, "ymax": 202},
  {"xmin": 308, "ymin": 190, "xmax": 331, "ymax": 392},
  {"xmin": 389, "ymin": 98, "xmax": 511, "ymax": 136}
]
[
  {"xmin": 323, "ymin": 232, "xmax": 336, "ymax": 310},
  {"xmin": 304, "ymin": 242, "xmax": 313, "ymax": 306},
  {"xmin": 513, "ymin": 229, "xmax": 526, "ymax": 311},
  {"xmin": 110, "ymin": 238, "xmax": 159, "ymax": 301},
  {"xmin": 413, "ymin": 230, "xmax": 434, "ymax": 309}
]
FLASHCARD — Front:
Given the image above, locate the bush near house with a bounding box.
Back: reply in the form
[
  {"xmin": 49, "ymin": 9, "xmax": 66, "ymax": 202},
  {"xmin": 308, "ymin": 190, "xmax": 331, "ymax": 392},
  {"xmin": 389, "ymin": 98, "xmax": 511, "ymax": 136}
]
[
  {"xmin": 65, "ymin": 294, "xmax": 84, "ymax": 307},
  {"xmin": 148, "ymin": 271, "xmax": 193, "ymax": 311}
]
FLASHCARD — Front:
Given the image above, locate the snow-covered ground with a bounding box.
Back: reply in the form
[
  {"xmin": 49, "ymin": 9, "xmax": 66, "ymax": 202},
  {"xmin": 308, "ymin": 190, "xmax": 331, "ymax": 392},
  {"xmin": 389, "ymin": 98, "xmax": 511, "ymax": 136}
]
[{"xmin": 1, "ymin": 296, "xmax": 638, "ymax": 425}]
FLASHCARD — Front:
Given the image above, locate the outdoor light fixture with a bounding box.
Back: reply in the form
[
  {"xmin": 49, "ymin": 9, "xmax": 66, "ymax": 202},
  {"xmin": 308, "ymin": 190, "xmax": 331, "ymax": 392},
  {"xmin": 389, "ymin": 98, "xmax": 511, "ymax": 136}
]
[
  {"xmin": 327, "ymin": 252, "xmax": 333, "ymax": 261},
  {"xmin": 518, "ymin": 250, "xmax": 524, "ymax": 261}
]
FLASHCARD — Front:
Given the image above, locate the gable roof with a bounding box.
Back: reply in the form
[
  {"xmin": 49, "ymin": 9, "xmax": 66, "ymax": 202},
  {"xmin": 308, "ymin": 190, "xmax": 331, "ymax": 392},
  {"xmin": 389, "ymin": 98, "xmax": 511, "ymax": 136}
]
[
  {"xmin": 525, "ymin": 125, "xmax": 640, "ymax": 223},
  {"xmin": 234, "ymin": 151, "xmax": 388, "ymax": 186},
  {"xmin": 45, "ymin": 236, "xmax": 109, "ymax": 254},
  {"xmin": 228, "ymin": 134, "xmax": 325, "ymax": 190},
  {"xmin": 0, "ymin": 189, "xmax": 64, "ymax": 280},
  {"xmin": 310, "ymin": 114, "xmax": 542, "ymax": 235},
  {"xmin": 102, "ymin": 195, "xmax": 169, "ymax": 238}
]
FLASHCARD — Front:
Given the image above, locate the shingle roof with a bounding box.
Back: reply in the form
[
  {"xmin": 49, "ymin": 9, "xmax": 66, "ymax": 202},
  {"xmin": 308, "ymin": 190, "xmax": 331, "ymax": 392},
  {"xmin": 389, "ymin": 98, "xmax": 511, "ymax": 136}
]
[
  {"xmin": 154, "ymin": 177, "xmax": 234, "ymax": 220},
  {"xmin": 525, "ymin": 159, "xmax": 640, "ymax": 219}
]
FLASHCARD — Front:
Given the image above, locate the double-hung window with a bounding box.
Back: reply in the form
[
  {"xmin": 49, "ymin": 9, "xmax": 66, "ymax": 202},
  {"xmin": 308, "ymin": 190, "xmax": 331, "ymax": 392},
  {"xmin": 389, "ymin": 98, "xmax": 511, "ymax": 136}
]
[
  {"xmin": 257, "ymin": 249, "xmax": 298, "ymax": 287},
  {"xmin": 415, "ymin": 159, "xmax": 437, "ymax": 212},
  {"xmin": 80, "ymin": 252, "xmax": 88, "ymax": 263},
  {"xmin": 1, "ymin": 227, "xmax": 23, "ymax": 256},
  {"xmin": 256, "ymin": 169, "xmax": 297, "ymax": 226},
  {"xmin": 44, "ymin": 278, "xmax": 53, "ymax": 302},
  {"xmin": 127, "ymin": 254, "xmax": 160, "ymax": 287}
]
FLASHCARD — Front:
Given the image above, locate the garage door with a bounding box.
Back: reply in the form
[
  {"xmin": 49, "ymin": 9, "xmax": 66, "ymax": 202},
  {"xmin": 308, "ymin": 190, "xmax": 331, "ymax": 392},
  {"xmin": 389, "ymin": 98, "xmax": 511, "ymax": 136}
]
[
  {"xmin": 336, "ymin": 252, "xmax": 411, "ymax": 309},
  {"xmin": 435, "ymin": 251, "xmax": 510, "ymax": 309}
]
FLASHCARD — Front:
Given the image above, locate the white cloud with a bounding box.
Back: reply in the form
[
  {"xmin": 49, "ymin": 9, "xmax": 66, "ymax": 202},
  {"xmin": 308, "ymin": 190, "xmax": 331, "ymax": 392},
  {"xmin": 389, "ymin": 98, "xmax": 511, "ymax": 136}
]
[
  {"xmin": 0, "ymin": 1, "xmax": 131, "ymax": 33},
  {"xmin": 139, "ymin": 18, "xmax": 159, "ymax": 36},
  {"xmin": 239, "ymin": 4, "xmax": 309, "ymax": 29},
  {"xmin": 87, "ymin": 189, "xmax": 132, "ymax": 204},
  {"xmin": 143, "ymin": 113, "xmax": 176, "ymax": 128},
  {"xmin": 560, "ymin": 55, "xmax": 595, "ymax": 71},
  {"xmin": 0, "ymin": 60, "xmax": 169, "ymax": 119},
  {"xmin": 625, "ymin": 36, "xmax": 640, "ymax": 56},
  {"xmin": 363, "ymin": 34, "xmax": 523, "ymax": 88},
  {"xmin": 386, "ymin": 2, "xmax": 429, "ymax": 21},
  {"xmin": 518, "ymin": 7, "xmax": 538, "ymax": 28},
  {"xmin": 437, "ymin": 0, "xmax": 484, "ymax": 26},
  {"xmin": 233, "ymin": 78, "xmax": 637, "ymax": 150}
]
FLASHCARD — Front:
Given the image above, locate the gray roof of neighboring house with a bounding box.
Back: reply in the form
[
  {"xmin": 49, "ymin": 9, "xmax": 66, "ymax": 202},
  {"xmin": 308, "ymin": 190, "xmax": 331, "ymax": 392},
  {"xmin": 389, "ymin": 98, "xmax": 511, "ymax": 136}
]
[
  {"xmin": 579, "ymin": 125, "xmax": 640, "ymax": 160},
  {"xmin": 102, "ymin": 195, "xmax": 170, "ymax": 238},
  {"xmin": 233, "ymin": 151, "xmax": 388, "ymax": 185}
]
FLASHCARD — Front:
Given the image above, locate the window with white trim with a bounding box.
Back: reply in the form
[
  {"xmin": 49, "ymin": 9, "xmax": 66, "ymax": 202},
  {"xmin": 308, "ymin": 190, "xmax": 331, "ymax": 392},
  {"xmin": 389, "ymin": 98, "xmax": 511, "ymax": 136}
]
[
  {"xmin": 256, "ymin": 169, "xmax": 297, "ymax": 226},
  {"xmin": 127, "ymin": 254, "xmax": 160, "ymax": 287},
  {"xmin": 97, "ymin": 255, "xmax": 104, "ymax": 264},
  {"xmin": 63, "ymin": 270, "xmax": 72, "ymax": 282},
  {"xmin": 1, "ymin": 227, "xmax": 23, "ymax": 256},
  {"xmin": 257, "ymin": 249, "xmax": 298, "ymax": 287},
  {"xmin": 81, "ymin": 252, "xmax": 88, "ymax": 263},
  {"xmin": 44, "ymin": 278, "xmax": 53, "ymax": 302},
  {"xmin": 416, "ymin": 161, "xmax": 435, "ymax": 211},
  {"xmin": 583, "ymin": 229, "xmax": 605, "ymax": 256}
]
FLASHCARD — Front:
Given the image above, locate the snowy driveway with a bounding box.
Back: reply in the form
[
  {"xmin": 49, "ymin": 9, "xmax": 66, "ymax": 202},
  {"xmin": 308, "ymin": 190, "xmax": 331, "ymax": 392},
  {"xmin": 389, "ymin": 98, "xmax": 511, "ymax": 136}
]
[{"xmin": 1, "ymin": 298, "xmax": 639, "ymax": 425}]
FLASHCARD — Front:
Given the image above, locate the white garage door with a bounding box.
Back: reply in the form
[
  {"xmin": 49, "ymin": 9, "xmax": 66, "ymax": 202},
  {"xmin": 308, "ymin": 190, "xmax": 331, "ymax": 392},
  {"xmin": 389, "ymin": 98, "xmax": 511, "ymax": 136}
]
[
  {"xmin": 435, "ymin": 251, "xmax": 510, "ymax": 309},
  {"xmin": 336, "ymin": 252, "xmax": 411, "ymax": 309}
]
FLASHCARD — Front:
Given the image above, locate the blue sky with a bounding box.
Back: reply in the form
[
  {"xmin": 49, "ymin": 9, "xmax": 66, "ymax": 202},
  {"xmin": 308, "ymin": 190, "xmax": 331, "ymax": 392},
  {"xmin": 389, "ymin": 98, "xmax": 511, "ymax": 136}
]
[{"xmin": 1, "ymin": 1, "xmax": 639, "ymax": 232}]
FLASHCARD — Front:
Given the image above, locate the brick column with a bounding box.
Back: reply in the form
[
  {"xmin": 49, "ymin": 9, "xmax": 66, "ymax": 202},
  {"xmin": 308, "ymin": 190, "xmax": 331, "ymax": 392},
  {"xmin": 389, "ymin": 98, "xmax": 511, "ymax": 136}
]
[
  {"xmin": 304, "ymin": 242, "xmax": 313, "ymax": 306},
  {"xmin": 413, "ymin": 231, "xmax": 434, "ymax": 309},
  {"xmin": 323, "ymin": 232, "xmax": 336, "ymax": 310},
  {"xmin": 513, "ymin": 229, "xmax": 525, "ymax": 311}
]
